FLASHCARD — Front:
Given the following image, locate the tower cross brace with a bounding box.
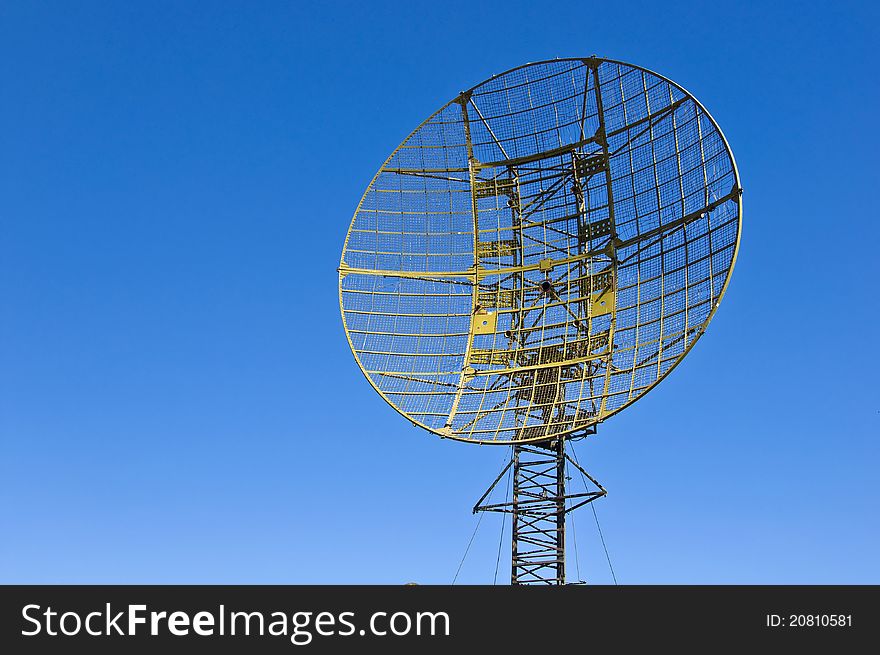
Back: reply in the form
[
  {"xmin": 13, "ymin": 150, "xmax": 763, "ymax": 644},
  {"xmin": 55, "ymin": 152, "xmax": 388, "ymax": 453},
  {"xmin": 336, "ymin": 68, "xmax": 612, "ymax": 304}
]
[{"xmin": 473, "ymin": 434, "xmax": 606, "ymax": 585}]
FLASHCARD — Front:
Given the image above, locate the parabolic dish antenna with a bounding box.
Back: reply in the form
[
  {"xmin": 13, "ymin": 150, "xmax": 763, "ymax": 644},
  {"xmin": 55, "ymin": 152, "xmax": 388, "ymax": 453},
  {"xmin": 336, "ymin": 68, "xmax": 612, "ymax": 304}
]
[{"xmin": 338, "ymin": 57, "xmax": 741, "ymax": 583}]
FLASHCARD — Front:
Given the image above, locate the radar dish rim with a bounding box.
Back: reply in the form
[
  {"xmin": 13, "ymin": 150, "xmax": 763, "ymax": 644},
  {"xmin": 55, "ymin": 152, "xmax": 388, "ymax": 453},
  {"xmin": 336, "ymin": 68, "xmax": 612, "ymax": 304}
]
[{"xmin": 338, "ymin": 56, "xmax": 742, "ymax": 445}]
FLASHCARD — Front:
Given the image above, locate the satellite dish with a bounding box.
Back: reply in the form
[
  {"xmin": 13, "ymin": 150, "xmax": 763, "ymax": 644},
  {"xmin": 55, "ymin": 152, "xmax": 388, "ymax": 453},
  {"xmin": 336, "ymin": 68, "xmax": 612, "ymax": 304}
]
[{"xmin": 338, "ymin": 57, "xmax": 741, "ymax": 583}]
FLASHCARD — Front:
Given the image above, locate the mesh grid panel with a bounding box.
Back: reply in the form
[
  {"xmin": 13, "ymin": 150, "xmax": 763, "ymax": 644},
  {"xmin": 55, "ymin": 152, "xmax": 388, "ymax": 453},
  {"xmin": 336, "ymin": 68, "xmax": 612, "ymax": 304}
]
[{"xmin": 340, "ymin": 58, "xmax": 741, "ymax": 444}]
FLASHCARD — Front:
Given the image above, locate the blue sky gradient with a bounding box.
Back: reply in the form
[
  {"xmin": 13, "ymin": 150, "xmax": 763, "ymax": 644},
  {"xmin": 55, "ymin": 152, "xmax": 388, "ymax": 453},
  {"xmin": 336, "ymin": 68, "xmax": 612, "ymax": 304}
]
[{"xmin": 1, "ymin": 0, "xmax": 877, "ymax": 583}]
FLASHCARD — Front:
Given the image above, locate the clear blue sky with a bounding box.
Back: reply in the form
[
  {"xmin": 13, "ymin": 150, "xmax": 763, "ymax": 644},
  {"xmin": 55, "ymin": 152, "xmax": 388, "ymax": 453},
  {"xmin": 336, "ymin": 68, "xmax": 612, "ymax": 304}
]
[{"xmin": 1, "ymin": 1, "xmax": 877, "ymax": 584}]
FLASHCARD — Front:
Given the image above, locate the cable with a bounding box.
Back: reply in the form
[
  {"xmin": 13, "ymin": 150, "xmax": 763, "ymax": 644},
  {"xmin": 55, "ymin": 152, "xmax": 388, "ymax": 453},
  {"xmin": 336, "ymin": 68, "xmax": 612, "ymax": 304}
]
[
  {"xmin": 567, "ymin": 461, "xmax": 582, "ymax": 583},
  {"xmin": 493, "ymin": 513, "xmax": 506, "ymax": 585},
  {"xmin": 454, "ymin": 450, "xmax": 509, "ymax": 585},
  {"xmin": 571, "ymin": 445, "xmax": 618, "ymax": 585},
  {"xmin": 452, "ymin": 511, "xmax": 484, "ymax": 585},
  {"xmin": 493, "ymin": 451, "xmax": 513, "ymax": 585},
  {"xmin": 591, "ymin": 502, "xmax": 618, "ymax": 585}
]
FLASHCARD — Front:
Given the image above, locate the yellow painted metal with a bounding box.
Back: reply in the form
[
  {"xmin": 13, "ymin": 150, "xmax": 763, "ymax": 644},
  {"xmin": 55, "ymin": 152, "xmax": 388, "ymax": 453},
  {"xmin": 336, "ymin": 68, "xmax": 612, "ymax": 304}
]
[
  {"xmin": 338, "ymin": 57, "xmax": 742, "ymax": 445},
  {"xmin": 477, "ymin": 239, "xmax": 519, "ymax": 259},
  {"xmin": 469, "ymin": 348, "xmax": 512, "ymax": 366},
  {"xmin": 473, "ymin": 177, "xmax": 517, "ymax": 199},
  {"xmin": 590, "ymin": 287, "xmax": 615, "ymax": 317},
  {"xmin": 472, "ymin": 310, "xmax": 497, "ymax": 335},
  {"xmin": 478, "ymin": 287, "xmax": 516, "ymax": 309}
]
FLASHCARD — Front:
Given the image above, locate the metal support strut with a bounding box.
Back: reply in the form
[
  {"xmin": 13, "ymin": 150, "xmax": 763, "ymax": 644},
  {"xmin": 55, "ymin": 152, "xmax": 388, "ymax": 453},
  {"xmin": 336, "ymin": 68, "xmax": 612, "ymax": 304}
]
[{"xmin": 473, "ymin": 435, "xmax": 607, "ymax": 584}]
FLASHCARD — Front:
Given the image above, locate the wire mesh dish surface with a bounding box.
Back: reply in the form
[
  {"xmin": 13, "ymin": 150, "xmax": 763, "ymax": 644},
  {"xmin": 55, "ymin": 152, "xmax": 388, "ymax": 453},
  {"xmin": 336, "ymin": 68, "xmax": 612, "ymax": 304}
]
[{"xmin": 339, "ymin": 57, "xmax": 741, "ymax": 445}]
